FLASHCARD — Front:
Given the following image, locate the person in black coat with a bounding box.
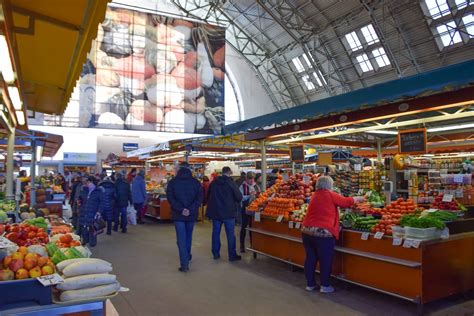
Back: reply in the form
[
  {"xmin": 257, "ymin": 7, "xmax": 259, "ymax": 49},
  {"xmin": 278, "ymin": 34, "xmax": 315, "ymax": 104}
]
[
  {"xmin": 98, "ymin": 177, "xmax": 116, "ymax": 235},
  {"xmin": 206, "ymin": 166, "xmax": 243, "ymax": 261},
  {"xmin": 114, "ymin": 171, "xmax": 133, "ymax": 233},
  {"xmin": 78, "ymin": 176, "xmax": 102, "ymax": 247},
  {"xmin": 166, "ymin": 162, "xmax": 203, "ymax": 272},
  {"xmin": 69, "ymin": 176, "xmax": 83, "ymax": 229}
]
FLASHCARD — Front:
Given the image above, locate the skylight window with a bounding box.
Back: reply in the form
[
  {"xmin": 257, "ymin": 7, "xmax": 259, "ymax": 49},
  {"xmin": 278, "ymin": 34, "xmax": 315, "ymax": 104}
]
[
  {"xmin": 372, "ymin": 47, "xmax": 390, "ymax": 67},
  {"xmin": 360, "ymin": 24, "xmax": 379, "ymax": 45},
  {"xmin": 356, "ymin": 54, "xmax": 373, "ymax": 72},
  {"xmin": 312, "ymin": 73, "xmax": 322, "ymax": 87},
  {"xmin": 455, "ymin": 0, "xmax": 471, "ymax": 9},
  {"xmin": 292, "ymin": 57, "xmax": 305, "ymax": 73},
  {"xmin": 437, "ymin": 21, "xmax": 462, "ymax": 46},
  {"xmin": 314, "ymin": 70, "xmax": 327, "ymax": 86},
  {"xmin": 302, "ymin": 75, "xmax": 315, "ymax": 90},
  {"xmin": 424, "ymin": 0, "xmax": 450, "ymax": 19},
  {"xmin": 463, "ymin": 14, "xmax": 474, "ymax": 38},
  {"xmin": 345, "ymin": 31, "xmax": 362, "ymax": 52},
  {"xmin": 302, "ymin": 53, "xmax": 313, "ymax": 68}
]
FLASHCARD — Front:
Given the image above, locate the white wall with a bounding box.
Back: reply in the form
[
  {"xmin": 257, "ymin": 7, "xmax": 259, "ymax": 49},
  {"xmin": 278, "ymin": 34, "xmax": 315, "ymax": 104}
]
[{"xmin": 225, "ymin": 45, "xmax": 275, "ymax": 119}]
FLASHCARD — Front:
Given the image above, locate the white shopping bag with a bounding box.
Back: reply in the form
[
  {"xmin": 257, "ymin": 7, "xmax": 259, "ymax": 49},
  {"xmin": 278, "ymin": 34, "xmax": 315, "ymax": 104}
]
[{"xmin": 127, "ymin": 205, "xmax": 137, "ymax": 225}]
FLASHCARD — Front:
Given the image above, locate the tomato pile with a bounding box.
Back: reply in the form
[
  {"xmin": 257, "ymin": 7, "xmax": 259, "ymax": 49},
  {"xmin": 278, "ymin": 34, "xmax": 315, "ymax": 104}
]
[{"xmin": 370, "ymin": 198, "xmax": 420, "ymax": 234}]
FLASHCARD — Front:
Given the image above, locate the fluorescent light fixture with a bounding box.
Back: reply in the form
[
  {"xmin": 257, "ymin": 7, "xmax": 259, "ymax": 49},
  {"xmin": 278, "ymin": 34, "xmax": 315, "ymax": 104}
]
[
  {"xmin": 0, "ymin": 35, "xmax": 15, "ymax": 83},
  {"xmin": 36, "ymin": 145, "xmax": 43, "ymax": 161},
  {"xmin": 15, "ymin": 110, "xmax": 25, "ymax": 125},
  {"xmin": 428, "ymin": 123, "xmax": 474, "ymax": 132},
  {"xmin": 423, "ymin": 154, "xmax": 435, "ymax": 157},
  {"xmin": 366, "ymin": 130, "xmax": 398, "ymax": 135},
  {"xmin": 7, "ymin": 87, "xmax": 22, "ymax": 110}
]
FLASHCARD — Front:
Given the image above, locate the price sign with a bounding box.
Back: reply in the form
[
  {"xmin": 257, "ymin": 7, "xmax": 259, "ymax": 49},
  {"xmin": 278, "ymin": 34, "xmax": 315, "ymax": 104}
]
[
  {"xmin": 37, "ymin": 274, "xmax": 64, "ymax": 286},
  {"xmin": 282, "ymin": 173, "xmax": 289, "ymax": 181},
  {"xmin": 453, "ymin": 174, "xmax": 464, "ymax": 184},
  {"xmin": 403, "ymin": 239, "xmax": 413, "ymax": 248},
  {"xmin": 254, "ymin": 212, "xmax": 261, "ymax": 222},
  {"xmin": 354, "ymin": 164, "xmax": 362, "ymax": 172},
  {"xmin": 276, "ymin": 215, "xmax": 284, "ymax": 223},
  {"xmin": 455, "ymin": 188, "xmax": 464, "ymax": 198},
  {"xmin": 288, "ymin": 221, "xmax": 294, "ymax": 229},
  {"xmin": 361, "ymin": 232, "xmax": 370, "ymax": 240},
  {"xmin": 411, "ymin": 240, "xmax": 422, "ymax": 248},
  {"xmin": 442, "ymin": 194, "xmax": 453, "ymax": 202},
  {"xmin": 392, "ymin": 238, "xmax": 403, "ymax": 246},
  {"xmin": 303, "ymin": 176, "xmax": 311, "ymax": 185},
  {"xmin": 358, "ymin": 189, "xmax": 364, "ymax": 195},
  {"xmin": 374, "ymin": 231, "xmax": 384, "ymax": 239},
  {"xmin": 295, "ymin": 222, "xmax": 301, "ymax": 229}
]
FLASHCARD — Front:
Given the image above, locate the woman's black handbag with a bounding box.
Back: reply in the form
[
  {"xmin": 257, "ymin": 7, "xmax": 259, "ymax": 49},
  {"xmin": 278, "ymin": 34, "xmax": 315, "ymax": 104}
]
[{"xmin": 92, "ymin": 212, "xmax": 106, "ymax": 235}]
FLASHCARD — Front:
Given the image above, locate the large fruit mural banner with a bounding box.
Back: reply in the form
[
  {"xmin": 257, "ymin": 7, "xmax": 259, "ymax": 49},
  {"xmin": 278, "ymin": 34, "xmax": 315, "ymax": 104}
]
[{"xmin": 65, "ymin": 7, "xmax": 225, "ymax": 134}]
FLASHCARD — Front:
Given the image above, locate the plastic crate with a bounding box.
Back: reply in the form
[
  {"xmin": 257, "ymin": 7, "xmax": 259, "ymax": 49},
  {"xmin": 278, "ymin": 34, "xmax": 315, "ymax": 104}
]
[
  {"xmin": 391, "ymin": 226, "xmax": 405, "ymax": 238},
  {"xmin": 0, "ymin": 278, "xmax": 52, "ymax": 308},
  {"xmin": 405, "ymin": 227, "xmax": 438, "ymax": 240}
]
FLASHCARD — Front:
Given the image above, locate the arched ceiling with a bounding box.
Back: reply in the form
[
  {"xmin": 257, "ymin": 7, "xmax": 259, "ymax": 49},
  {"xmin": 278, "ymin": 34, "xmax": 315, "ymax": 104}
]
[{"xmin": 170, "ymin": 0, "xmax": 474, "ymax": 111}]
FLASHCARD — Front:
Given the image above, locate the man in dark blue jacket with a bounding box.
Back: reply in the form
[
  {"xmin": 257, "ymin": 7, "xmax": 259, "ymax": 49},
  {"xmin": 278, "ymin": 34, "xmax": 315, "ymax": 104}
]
[
  {"xmin": 166, "ymin": 162, "xmax": 203, "ymax": 272},
  {"xmin": 98, "ymin": 177, "xmax": 116, "ymax": 235},
  {"xmin": 114, "ymin": 171, "xmax": 133, "ymax": 233},
  {"xmin": 78, "ymin": 176, "xmax": 102, "ymax": 247},
  {"xmin": 206, "ymin": 166, "xmax": 243, "ymax": 261}
]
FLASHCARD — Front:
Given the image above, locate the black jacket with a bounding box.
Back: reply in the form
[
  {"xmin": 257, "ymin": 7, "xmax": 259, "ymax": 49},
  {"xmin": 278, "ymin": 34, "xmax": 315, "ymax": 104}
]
[
  {"xmin": 166, "ymin": 168, "xmax": 203, "ymax": 222},
  {"xmin": 206, "ymin": 175, "xmax": 243, "ymax": 220},
  {"xmin": 98, "ymin": 181, "xmax": 115, "ymax": 220},
  {"xmin": 115, "ymin": 178, "xmax": 132, "ymax": 208}
]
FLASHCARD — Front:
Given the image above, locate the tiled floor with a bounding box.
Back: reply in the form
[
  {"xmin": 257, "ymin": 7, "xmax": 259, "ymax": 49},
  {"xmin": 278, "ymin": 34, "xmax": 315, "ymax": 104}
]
[{"xmin": 91, "ymin": 220, "xmax": 474, "ymax": 316}]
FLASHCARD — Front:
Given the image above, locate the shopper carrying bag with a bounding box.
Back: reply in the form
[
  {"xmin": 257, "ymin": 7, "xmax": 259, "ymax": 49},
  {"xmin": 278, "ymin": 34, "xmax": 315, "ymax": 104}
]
[{"xmin": 77, "ymin": 176, "xmax": 103, "ymax": 247}]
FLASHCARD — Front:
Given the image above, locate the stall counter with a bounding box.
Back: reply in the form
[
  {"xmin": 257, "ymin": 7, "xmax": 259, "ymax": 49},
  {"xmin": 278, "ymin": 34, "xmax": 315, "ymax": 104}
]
[
  {"xmin": 248, "ymin": 216, "xmax": 474, "ymax": 309},
  {"xmin": 145, "ymin": 194, "xmax": 172, "ymax": 220}
]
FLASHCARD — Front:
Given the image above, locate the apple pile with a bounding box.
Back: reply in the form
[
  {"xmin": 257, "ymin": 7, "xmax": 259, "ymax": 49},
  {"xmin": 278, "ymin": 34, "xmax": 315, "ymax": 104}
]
[
  {"xmin": 0, "ymin": 246, "xmax": 56, "ymax": 281},
  {"xmin": 4, "ymin": 223, "xmax": 49, "ymax": 247},
  {"xmin": 274, "ymin": 173, "xmax": 318, "ymax": 201}
]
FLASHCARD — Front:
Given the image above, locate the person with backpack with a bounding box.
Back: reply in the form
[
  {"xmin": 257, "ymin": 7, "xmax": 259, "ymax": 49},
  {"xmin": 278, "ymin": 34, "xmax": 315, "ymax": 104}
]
[
  {"xmin": 239, "ymin": 172, "xmax": 261, "ymax": 253},
  {"xmin": 166, "ymin": 162, "xmax": 203, "ymax": 272},
  {"xmin": 114, "ymin": 171, "xmax": 133, "ymax": 233},
  {"xmin": 98, "ymin": 176, "xmax": 116, "ymax": 235},
  {"xmin": 206, "ymin": 167, "xmax": 243, "ymax": 261}
]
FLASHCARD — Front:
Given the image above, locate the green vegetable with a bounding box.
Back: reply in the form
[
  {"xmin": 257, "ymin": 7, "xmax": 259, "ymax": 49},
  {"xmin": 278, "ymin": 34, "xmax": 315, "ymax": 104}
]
[
  {"xmin": 52, "ymin": 250, "xmax": 69, "ymax": 265},
  {"xmin": 400, "ymin": 215, "xmax": 445, "ymax": 229},
  {"xmin": 46, "ymin": 243, "xmax": 60, "ymax": 257},
  {"xmin": 65, "ymin": 248, "xmax": 83, "ymax": 259},
  {"xmin": 422, "ymin": 210, "xmax": 458, "ymax": 222}
]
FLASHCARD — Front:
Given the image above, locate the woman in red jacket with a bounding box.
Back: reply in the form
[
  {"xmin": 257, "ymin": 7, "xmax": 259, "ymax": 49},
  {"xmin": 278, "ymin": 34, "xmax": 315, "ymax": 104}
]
[{"xmin": 302, "ymin": 176, "xmax": 364, "ymax": 293}]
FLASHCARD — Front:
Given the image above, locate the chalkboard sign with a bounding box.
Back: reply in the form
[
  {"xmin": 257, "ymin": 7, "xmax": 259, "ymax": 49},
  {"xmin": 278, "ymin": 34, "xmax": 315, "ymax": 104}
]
[
  {"xmin": 398, "ymin": 128, "xmax": 427, "ymax": 154},
  {"xmin": 256, "ymin": 161, "xmax": 262, "ymax": 170},
  {"xmin": 290, "ymin": 145, "xmax": 305, "ymax": 162}
]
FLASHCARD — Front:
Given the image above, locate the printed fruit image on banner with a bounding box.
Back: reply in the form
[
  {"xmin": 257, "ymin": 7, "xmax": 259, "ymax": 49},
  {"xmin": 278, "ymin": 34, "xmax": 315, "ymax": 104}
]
[{"xmin": 58, "ymin": 7, "xmax": 226, "ymax": 134}]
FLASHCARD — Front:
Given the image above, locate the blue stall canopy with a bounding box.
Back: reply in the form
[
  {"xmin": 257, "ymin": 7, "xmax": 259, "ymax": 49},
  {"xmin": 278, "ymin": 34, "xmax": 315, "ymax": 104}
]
[{"xmin": 223, "ymin": 59, "xmax": 474, "ymax": 135}]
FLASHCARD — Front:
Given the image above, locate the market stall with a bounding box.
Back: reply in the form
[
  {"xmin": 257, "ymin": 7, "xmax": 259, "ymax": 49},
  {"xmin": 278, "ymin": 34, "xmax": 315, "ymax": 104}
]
[{"xmin": 224, "ymin": 63, "xmax": 474, "ymax": 313}]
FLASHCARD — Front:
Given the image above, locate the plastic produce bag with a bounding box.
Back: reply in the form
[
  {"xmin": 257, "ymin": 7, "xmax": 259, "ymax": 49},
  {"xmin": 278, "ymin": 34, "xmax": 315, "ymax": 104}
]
[{"xmin": 127, "ymin": 206, "xmax": 137, "ymax": 225}]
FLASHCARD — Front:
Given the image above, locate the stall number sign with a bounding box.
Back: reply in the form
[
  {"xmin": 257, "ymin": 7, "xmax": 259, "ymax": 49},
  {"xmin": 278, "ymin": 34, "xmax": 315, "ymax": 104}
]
[
  {"xmin": 37, "ymin": 274, "xmax": 64, "ymax": 286},
  {"xmin": 398, "ymin": 129, "xmax": 426, "ymax": 154}
]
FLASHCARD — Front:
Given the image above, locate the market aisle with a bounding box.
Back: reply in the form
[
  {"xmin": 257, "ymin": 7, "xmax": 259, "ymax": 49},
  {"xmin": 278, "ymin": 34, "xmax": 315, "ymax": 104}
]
[{"xmin": 92, "ymin": 221, "xmax": 473, "ymax": 316}]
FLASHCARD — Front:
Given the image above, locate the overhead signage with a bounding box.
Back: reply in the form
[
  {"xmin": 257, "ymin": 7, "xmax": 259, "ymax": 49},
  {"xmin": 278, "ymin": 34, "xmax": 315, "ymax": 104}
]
[
  {"xmin": 123, "ymin": 143, "xmax": 139, "ymax": 152},
  {"xmin": 290, "ymin": 145, "xmax": 305, "ymax": 162},
  {"xmin": 398, "ymin": 128, "xmax": 427, "ymax": 154},
  {"xmin": 63, "ymin": 153, "xmax": 97, "ymax": 163}
]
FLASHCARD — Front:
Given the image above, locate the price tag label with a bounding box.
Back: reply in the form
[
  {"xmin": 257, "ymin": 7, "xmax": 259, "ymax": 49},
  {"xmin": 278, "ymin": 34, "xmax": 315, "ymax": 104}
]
[
  {"xmin": 374, "ymin": 231, "xmax": 384, "ymax": 239},
  {"xmin": 361, "ymin": 232, "xmax": 370, "ymax": 240},
  {"xmin": 288, "ymin": 221, "xmax": 294, "ymax": 229},
  {"xmin": 411, "ymin": 239, "xmax": 422, "ymax": 248},
  {"xmin": 392, "ymin": 237, "xmax": 403, "ymax": 246},
  {"xmin": 37, "ymin": 274, "xmax": 64, "ymax": 287},
  {"xmin": 442, "ymin": 194, "xmax": 453, "ymax": 202},
  {"xmin": 453, "ymin": 174, "xmax": 464, "ymax": 184},
  {"xmin": 254, "ymin": 212, "xmax": 261, "ymax": 222},
  {"xmin": 358, "ymin": 189, "xmax": 364, "ymax": 195},
  {"xmin": 303, "ymin": 176, "xmax": 310, "ymax": 185},
  {"xmin": 276, "ymin": 215, "xmax": 284, "ymax": 223},
  {"xmin": 403, "ymin": 239, "xmax": 413, "ymax": 248},
  {"xmin": 295, "ymin": 222, "xmax": 301, "ymax": 229},
  {"xmin": 282, "ymin": 173, "xmax": 289, "ymax": 181},
  {"xmin": 354, "ymin": 164, "xmax": 362, "ymax": 172}
]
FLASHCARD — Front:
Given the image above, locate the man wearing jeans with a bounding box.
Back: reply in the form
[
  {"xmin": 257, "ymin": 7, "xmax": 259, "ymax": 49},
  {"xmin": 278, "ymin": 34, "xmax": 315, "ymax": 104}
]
[
  {"xmin": 206, "ymin": 167, "xmax": 243, "ymax": 261},
  {"xmin": 166, "ymin": 163, "xmax": 203, "ymax": 272}
]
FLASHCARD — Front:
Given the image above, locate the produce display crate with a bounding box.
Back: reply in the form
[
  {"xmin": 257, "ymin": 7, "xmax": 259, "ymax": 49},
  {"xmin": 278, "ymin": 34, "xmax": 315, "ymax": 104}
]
[{"xmin": 0, "ymin": 278, "xmax": 52, "ymax": 308}]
